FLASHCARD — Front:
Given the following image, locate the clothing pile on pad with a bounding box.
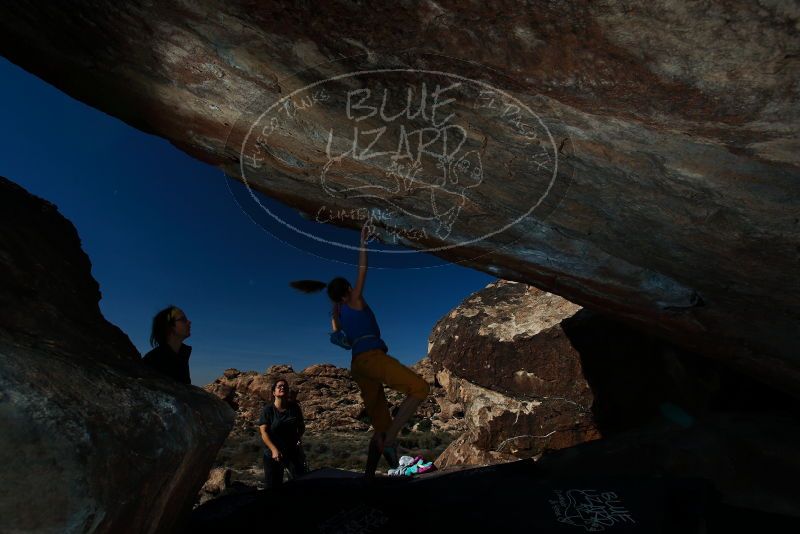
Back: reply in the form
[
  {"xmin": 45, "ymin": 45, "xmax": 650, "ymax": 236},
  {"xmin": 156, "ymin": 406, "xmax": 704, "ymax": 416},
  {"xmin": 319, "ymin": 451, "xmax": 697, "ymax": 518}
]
[{"xmin": 387, "ymin": 456, "xmax": 436, "ymax": 476}]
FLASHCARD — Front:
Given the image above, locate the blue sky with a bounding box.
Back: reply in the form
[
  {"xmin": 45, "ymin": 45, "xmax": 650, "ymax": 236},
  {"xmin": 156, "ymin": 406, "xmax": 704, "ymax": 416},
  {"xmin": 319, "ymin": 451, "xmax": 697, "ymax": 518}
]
[{"xmin": 0, "ymin": 58, "xmax": 494, "ymax": 386}]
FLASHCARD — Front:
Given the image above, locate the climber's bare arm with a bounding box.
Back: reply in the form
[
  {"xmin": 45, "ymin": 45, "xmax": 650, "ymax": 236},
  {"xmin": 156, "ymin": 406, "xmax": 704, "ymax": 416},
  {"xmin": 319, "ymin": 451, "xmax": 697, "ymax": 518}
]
[{"xmin": 351, "ymin": 225, "xmax": 370, "ymax": 307}]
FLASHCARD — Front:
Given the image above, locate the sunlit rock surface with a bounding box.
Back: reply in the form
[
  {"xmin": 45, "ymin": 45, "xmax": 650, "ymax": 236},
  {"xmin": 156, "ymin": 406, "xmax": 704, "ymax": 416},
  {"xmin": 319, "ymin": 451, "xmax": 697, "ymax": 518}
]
[
  {"xmin": 0, "ymin": 1, "xmax": 797, "ymax": 395},
  {"xmin": 0, "ymin": 177, "xmax": 234, "ymax": 533},
  {"xmin": 430, "ymin": 281, "xmax": 600, "ymax": 467}
]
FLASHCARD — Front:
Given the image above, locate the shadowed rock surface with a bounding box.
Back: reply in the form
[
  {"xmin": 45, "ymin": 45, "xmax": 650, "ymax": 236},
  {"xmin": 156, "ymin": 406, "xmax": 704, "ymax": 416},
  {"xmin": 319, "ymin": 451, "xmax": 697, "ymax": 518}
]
[
  {"xmin": 535, "ymin": 412, "xmax": 800, "ymax": 519},
  {"xmin": 188, "ymin": 459, "xmax": 799, "ymax": 533},
  {"xmin": 0, "ymin": 177, "xmax": 234, "ymax": 533},
  {"xmin": 0, "ymin": 1, "xmax": 798, "ymax": 394}
]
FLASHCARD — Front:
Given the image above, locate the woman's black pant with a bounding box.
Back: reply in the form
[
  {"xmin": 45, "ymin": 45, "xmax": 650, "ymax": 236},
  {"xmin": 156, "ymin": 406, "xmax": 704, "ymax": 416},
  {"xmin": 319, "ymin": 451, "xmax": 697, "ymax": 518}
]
[{"xmin": 263, "ymin": 446, "xmax": 307, "ymax": 488}]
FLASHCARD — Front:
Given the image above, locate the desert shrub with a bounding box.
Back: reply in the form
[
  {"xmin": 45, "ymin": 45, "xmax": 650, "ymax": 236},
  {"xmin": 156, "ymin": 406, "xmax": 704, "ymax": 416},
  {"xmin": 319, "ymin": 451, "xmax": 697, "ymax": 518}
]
[
  {"xmin": 302, "ymin": 432, "xmax": 372, "ymax": 472},
  {"xmin": 217, "ymin": 429, "xmax": 460, "ymax": 476},
  {"xmin": 214, "ymin": 433, "xmax": 263, "ymax": 470},
  {"xmin": 416, "ymin": 418, "xmax": 433, "ymax": 432},
  {"xmin": 231, "ymin": 440, "xmax": 262, "ymax": 469},
  {"xmin": 398, "ymin": 430, "xmax": 455, "ymax": 461}
]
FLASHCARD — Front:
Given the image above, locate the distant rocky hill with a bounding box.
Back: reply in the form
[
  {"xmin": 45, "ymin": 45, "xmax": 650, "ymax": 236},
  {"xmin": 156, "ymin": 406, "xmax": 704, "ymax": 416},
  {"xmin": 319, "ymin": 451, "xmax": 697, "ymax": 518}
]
[{"xmin": 204, "ymin": 358, "xmax": 466, "ymax": 436}]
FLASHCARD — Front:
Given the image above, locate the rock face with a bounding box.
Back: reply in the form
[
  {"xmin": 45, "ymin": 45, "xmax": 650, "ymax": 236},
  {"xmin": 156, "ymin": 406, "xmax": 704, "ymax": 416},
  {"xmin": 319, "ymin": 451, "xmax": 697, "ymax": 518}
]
[
  {"xmin": 0, "ymin": 177, "xmax": 234, "ymax": 533},
  {"xmin": 434, "ymin": 369, "xmax": 601, "ymax": 468},
  {"xmin": 0, "ymin": 182, "xmax": 135, "ymax": 360},
  {"xmin": 0, "ymin": 2, "xmax": 798, "ymax": 394},
  {"xmin": 429, "ymin": 280, "xmax": 587, "ymax": 398},
  {"xmin": 430, "ymin": 280, "xmax": 600, "ymax": 467},
  {"xmin": 197, "ymin": 468, "xmax": 232, "ymax": 507}
]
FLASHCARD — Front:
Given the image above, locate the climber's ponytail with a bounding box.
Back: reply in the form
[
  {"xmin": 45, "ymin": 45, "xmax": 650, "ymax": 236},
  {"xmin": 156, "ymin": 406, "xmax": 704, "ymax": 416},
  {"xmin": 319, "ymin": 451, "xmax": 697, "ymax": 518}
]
[
  {"xmin": 290, "ymin": 277, "xmax": 351, "ymax": 303},
  {"xmin": 289, "ymin": 280, "xmax": 327, "ymax": 293}
]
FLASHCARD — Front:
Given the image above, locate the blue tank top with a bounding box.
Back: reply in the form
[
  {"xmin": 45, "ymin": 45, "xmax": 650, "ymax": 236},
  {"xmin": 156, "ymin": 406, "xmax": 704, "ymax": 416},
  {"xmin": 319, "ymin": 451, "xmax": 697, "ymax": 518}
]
[{"xmin": 339, "ymin": 302, "xmax": 388, "ymax": 356}]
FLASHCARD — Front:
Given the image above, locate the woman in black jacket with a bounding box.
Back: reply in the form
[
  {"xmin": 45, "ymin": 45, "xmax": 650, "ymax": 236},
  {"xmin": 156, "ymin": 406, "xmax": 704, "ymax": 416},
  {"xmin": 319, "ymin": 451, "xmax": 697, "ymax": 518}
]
[{"xmin": 142, "ymin": 305, "xmax": 192, "ymax": 384}]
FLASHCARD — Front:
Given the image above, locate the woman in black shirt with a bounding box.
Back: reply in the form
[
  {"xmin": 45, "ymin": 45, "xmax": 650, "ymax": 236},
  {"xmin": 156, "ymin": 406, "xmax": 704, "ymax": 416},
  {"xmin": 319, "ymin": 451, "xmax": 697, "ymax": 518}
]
[{"xmin": 258, "ymin": 378, "xmax": 307, "ymax": 488}]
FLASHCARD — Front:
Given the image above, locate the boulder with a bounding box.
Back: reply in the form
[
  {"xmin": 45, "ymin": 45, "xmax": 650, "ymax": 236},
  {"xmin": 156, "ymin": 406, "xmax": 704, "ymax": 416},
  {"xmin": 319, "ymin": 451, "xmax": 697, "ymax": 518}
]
[
  {"xmin": 431, "ymin": 281, "xmax": 601, "ymax": 467},
  {"xmin": 429, "ymin": 279, "xmax": 588, "ymax": 399},
  {"xmin": 222, "ymin": 368, "xmax": 241, "ymax": 379},
  {"xmin": 434, "ymin": 365, "xmax": 601, "ymax": 468},
  {"xmin": 0, "ymin": 1, "xmax": 798, "ymax": 394},
  {"xmin": 434, "ymin": 432, "xmax": 518, "ymax": 468},
  {"xmin": 265, "ymin": 364, "xmax": 294, "ymax": 375},
  {"xmin": 197, "ymin": 468, "xmax": 232, "ymax": 506},
  {"xmin": 0, "ymin": 177, "xmax": 234, "ymax": 533}
]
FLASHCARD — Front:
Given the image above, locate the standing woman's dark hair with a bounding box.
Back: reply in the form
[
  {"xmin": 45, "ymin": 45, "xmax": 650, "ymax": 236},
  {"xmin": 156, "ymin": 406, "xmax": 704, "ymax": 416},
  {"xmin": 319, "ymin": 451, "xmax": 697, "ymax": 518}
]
[
  {"xmin": 150, "ymin": 305, "xmax": 181, "ymax": 347},
  {"xmin": 271, "ymin": 378, "xmax": 289, "ymax": 400}
]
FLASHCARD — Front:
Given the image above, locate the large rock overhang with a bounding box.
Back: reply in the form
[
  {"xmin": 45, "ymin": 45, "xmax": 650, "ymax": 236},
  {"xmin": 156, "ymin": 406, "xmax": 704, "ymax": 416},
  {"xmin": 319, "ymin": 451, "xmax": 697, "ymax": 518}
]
[{"xmin": 1, "ymin": 1, "xmax": 797, "ymax": 393}]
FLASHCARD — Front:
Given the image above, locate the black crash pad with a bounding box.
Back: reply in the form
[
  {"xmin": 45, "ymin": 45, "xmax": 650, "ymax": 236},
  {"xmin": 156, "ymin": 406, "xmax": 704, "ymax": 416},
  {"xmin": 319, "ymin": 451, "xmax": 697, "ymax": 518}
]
[{"xmin": 188, "ymin": 460, "xmax": 798, "ymax": 533}]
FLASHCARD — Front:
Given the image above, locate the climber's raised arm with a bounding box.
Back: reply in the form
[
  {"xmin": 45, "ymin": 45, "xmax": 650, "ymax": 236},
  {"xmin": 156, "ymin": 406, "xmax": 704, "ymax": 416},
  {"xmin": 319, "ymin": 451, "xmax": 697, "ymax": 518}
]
[{"xmin": 351, "ymin": 225, "xmax": 370, "ymax": 305}]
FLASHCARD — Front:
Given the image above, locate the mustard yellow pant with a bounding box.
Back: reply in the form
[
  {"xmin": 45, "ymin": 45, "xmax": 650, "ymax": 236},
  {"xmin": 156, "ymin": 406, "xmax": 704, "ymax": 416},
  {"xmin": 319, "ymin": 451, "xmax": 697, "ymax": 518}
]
[{"xmin": 350, "ymin": 349, "xmax": 430, "ymax": 433}]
